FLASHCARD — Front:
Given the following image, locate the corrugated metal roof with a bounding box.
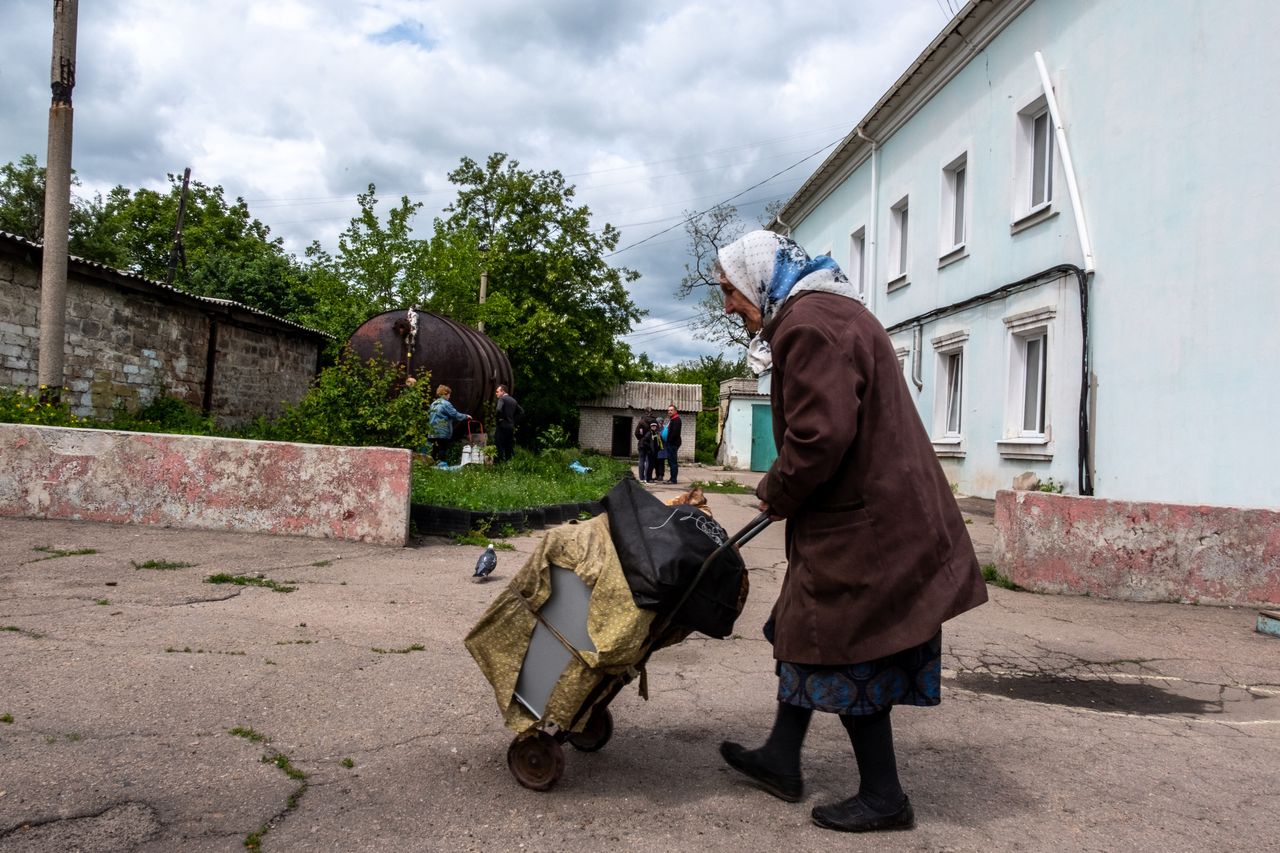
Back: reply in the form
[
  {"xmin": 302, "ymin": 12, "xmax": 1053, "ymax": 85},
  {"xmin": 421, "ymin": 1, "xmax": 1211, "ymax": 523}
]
[
  {"xmin": 0, "ymin": 230, "xmax": 331, "ymax": 339},
  {"xmin": 580, "ymin": 381, "xmax": 703, "ymax": 412},
  {"xmin": 718, "ymin": 378, "xmax": 762, "ymax": 398}
]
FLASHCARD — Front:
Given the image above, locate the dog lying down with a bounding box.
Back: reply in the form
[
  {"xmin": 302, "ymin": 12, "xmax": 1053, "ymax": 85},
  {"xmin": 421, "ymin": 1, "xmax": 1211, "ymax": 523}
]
[{"xmin": 665, "ymin": 484, "xmax": 710, "ymax": 515}]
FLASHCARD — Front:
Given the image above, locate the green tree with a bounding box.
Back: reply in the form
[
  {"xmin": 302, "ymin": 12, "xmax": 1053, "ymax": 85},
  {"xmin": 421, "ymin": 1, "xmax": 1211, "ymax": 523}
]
[
  {"xmin": 0, "ymin": 153, "xmax": 115, "ymax": 259},
  {"xmin": 426, "ymin": 153, "xmax": 642, "ymax": 435},
  {"xmin": 295, "ymin": 185, "xmax": 431, "ymax": 349},
  {"xmin": 85, "ymin": 176, "xmax": 314, "ymax": 320}
]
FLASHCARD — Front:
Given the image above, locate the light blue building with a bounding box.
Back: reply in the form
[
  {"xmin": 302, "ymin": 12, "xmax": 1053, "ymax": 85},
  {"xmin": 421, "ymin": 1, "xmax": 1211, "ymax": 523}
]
[{"xmin": 771, "ymin": 0, "xmax": 1280, "ymax": 509}]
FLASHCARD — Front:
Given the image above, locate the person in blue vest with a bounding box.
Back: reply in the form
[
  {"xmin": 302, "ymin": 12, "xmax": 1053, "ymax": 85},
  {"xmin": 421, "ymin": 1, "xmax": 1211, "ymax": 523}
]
[{"xmin": 662, "ymin": 404, "xmax": 683, "ymax": 484}]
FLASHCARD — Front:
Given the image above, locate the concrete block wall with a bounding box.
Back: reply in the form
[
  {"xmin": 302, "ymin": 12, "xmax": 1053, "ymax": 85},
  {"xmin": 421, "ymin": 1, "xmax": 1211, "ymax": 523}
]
[
  {"xmin": 0, "ymin": 238, "xmax": 320, "ymax": 426},
  {"xmin": 0, "ymin": 253, "xmax": 39, "ymax": 389},
  {"xmin": 210, "ymin": 323, "xmax": 320, "ymax": 426},
  {"xmin": 994, "ymin": 490, "xmax": 1280, "ymax": 606},
  {"xmin": 0, "ymin": 423, "xmax": 411, "ymax": 546}
]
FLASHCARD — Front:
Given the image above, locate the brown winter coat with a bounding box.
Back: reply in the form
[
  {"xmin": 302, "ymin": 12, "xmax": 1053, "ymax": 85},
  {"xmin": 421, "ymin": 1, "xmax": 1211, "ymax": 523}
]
[{"xmin": 756, "ymin": 292, "xmax": 987, "ymax": 665}]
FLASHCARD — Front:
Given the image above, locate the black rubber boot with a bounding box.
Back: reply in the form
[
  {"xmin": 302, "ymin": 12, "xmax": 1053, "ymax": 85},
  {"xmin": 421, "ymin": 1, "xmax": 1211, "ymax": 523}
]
[
  {"xmin": 811, "ymin": 708, "xmax": 914, "ymax": 832},
  {"xmin": 719, "ymin": 702, "xmax": 811, "ymax": 802}
]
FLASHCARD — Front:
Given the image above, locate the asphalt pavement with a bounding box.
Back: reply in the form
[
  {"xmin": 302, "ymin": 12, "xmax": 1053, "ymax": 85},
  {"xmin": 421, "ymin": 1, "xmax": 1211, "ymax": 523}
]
[{"xmin": 1, "ymin": 464, "xmax": 1277, "ymax": 852}]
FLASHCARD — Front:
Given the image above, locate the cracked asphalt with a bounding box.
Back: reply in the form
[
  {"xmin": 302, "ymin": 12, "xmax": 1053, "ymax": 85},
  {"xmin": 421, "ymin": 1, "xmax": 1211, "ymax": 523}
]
[{"xmin": 1, "ymin": 466, "xmax": 1277, "ymax": 852}]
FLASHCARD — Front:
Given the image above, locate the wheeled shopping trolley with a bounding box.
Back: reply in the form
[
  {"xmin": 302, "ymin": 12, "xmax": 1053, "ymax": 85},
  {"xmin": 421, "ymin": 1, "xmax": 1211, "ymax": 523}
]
[{"xmin": 466, "ymin": 499, "xmax": 770, "ymax": 791}]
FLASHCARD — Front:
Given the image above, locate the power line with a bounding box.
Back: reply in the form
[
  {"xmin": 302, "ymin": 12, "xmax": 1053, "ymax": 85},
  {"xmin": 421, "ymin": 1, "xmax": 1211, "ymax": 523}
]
[{"xmin": 605, "ymin": 138, "xmax": 842, "ymax": 258}]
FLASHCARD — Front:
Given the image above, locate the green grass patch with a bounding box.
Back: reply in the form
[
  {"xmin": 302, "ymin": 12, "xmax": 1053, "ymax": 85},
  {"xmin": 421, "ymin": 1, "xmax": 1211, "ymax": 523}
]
[
  {"xmin": 981, "ymin": 563, "xmax": 1019, "ymax": 590},
  {"xmin": 690, "ymin": 479, "xmax": 755, "ymax": 495},
  {"xmin": 453, "ymin": 531, "xmax": 516, "ymax": 549},
  {"xmin": 2, "ymin": 625, "xmax": 44, "ymax": 639},
  {"xmin": 1, "ymin": 713, "xmax": 13, "ymax": 724},
  {"xmin": 311, "ymin": 559, "xmax": 334, "ymax": 567},
  {"xmin": 411, "ymin": 448, "xmax": 630, "ymax": 510},
  {"xmin": 371, "ymin": 644, "xmax": 425, "ymax": 655},
  {"xmin": 94, "ymin": 599, "xmax": 110, "ymax": 606},
  {"xmin": 339, "ymin": 757, "xmax": 355, "ymax": 769},
  {"xmin": 165, "ymin": 647, "xmax": 247, "ymax": 655},
  {"xmin": 205, "ymin": 573, "xmax": 297, "ymax": 593},
  {"xmin": 29, "ymin": 545, "xmax": 98, "ymax": 562},
  {"xmin": 133, "ymin": 559, "xmax": 195, "ymax": 570}
]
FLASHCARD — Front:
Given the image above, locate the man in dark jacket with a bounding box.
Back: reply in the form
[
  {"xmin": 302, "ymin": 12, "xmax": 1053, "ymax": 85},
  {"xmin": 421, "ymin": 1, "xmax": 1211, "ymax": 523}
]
[
  {"xmin": 663, "ymin": 405, "xmax": 683, "ymax": 484},
  {"xmin": 714, "ymin": 231, "xmax": 986, "ymax": 834},
  {"xmin": 494, "ymin": 384, "xmax": 522, "ymax": 463}
]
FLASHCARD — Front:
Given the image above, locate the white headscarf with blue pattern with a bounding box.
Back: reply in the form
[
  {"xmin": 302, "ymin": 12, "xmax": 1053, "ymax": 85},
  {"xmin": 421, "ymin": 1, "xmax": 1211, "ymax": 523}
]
[{"xmin": 717, "ymin": 230, "xmax": 861, "ymax": 375}]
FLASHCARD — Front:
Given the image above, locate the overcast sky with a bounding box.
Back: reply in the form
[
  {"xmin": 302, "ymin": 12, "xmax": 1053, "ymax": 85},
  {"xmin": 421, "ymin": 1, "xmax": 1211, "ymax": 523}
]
[{"xmin": 1, "ymin": 0, "xmax": 958, "ymax": 364}]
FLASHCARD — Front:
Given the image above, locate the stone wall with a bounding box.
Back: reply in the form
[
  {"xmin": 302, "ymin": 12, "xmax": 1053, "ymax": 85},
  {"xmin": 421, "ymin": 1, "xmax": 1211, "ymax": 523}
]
[
  {"xmin": 994, "ymin": 490, "xmax": 1280, "ymax": 606},
  {"xmin": 0, "ymin": 423, "xmax": 410, "ymax": 546},
  {"xmin": 0, "ymin": 236, "xmax": 322, "ymax": 426}
]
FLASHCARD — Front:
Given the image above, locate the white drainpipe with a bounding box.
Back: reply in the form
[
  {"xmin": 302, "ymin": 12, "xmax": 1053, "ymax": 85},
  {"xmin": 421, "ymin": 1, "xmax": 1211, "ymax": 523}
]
[
  {"xmin": 1034, "ymin": 51, "xmax": 1094, "ymax": 272},
  {"xmin": 855, "ymin": 127, "xmax": 880, "ymax": 313}
]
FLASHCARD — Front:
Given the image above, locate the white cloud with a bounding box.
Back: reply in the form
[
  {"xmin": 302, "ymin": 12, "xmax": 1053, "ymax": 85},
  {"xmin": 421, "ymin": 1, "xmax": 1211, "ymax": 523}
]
[{"xmin": 0, "ymin": 0, "xmax": 957, "ymax": 364}]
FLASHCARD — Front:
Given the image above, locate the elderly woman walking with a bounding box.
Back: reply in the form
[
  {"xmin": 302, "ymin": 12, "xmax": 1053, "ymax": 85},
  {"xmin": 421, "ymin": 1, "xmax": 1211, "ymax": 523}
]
[{"xmin": 714, "ymin": 231, "xmax": 987, "ymax": 833}]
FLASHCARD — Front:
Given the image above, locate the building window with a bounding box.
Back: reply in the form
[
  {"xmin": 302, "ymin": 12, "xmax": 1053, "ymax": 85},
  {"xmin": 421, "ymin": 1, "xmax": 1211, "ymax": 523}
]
[
  {"xmin": 849, "ymin": 227, "xmax": 866, "ymax": 297},
  {"xmin": 941, "ymin": 154, "xmax": 967, "ymax": 256},
  {"xmin": 1030, "ymin": 108, "xmax": 1053, "ymax": 208},
  {"xmin": 1020, "ymin": 332, "xmax": 1047, "ymax": 435},
  {"xmin": 1014, "ymin": 96, "xmax": 1055, "ymax": 224},
  {"xmin": 888, "ymin": 196, "xmax": 909, "ymax": 288},
  {"xmin": 930, "ymin": 329, "xmax": 968, "ymax": 455},
  {"xmin": 943, "ymin": 351, "xmax": 963, "ymax": 435},
  {"xmin": 999, "ymin": 306, "xmax": 1056, "ymax": 460}
]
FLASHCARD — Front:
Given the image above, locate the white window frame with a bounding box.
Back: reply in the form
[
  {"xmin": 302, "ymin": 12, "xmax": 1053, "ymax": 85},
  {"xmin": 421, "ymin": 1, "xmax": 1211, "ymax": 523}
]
[
  {"xmin": 888, "ymin": 195, "xmax": 909, "ymax": 290},
  {"xmin": 894, "ymin": 345, "xmax": 910, "ymax": 381},
  {"xmin": 930, "ymin": 329, "xmax": 969, "ymax": 456},
  {"xmin": 849, "ymin": 226, "xmax": 866, "ymax": 298},
  {"xmin": 939, "ymin": 152, "xmax": 969, "ymax": 262},
  {"xmin": 1012, "ymin": 94, "xmax": 1055, "ymax": 228},
  {"xmin": 999, "ymin": 307, "xmax": 1057, "ymax": 460}
]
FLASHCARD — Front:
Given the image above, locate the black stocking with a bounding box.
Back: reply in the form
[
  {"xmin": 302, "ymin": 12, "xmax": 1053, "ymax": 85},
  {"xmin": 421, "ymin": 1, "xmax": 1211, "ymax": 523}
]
[
  {"xmin": 839, "ymin": 708, "xmax": 906, "ymax": 812},
  {"xmin": 756, "ymin": 701, "xmax": 813, "ymax": 776}
]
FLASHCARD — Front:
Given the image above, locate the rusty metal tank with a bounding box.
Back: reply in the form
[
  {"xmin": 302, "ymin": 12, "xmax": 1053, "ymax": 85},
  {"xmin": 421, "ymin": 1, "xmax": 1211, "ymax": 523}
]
[{"xmin": 347, "ymin": 309, "xmax": 513, "ymax": 426}]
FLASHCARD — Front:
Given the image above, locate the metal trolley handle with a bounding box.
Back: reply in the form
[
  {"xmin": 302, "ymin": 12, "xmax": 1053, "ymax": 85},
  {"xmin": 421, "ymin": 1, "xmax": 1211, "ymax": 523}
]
[{"xmin": 661, "ymin": 511, "xmax": 773, "ymax": 633}]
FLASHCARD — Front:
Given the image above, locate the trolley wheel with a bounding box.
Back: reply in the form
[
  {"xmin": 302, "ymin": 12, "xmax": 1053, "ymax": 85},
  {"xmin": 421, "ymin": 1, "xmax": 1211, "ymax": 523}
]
[
  {"xmin": 567, "ymin": 708, "xmax": 614, "ymax": 753},
  {"xmin": 507, "ymin": 730, "xmax": 565, "ymax": 791}
]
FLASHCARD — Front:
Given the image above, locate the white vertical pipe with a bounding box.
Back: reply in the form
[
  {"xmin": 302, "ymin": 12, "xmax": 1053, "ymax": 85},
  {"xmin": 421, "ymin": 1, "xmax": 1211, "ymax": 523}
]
[
  {"xmin": 1034, "ymin": 51, "xmax": 1094, "ymax": 272},
  {"xmin": 856, "ymin": 128, "xmax": 880, "ymax": 313}
]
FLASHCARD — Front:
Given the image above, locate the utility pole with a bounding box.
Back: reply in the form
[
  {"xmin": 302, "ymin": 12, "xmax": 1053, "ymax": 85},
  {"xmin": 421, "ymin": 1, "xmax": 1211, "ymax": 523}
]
[
  {"xmin": 478, "ymin": 239, "xmax": 488, "ymax": 333},
  {"xmin": 37, "ymin": 0, "xmax": 79, "ymax": 398},
  {"xmin": 165, "ymin": 167, "xmax": 191, "ymax": 287}
]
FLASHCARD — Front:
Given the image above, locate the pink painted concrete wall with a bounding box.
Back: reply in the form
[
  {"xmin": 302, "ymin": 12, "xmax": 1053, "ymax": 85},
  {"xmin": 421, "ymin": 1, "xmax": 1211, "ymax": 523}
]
[
  {"xmin": 0, "ymin": 424, "xmax": 411, "ymax": 546},
  {"xmin": 994, "ymin": 490, "xmax": 1280, "ymax": 606}
]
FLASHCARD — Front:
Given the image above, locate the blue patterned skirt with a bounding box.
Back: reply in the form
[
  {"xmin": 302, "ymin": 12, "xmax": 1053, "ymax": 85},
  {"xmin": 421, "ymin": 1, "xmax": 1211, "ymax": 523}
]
[{"xmin": 772, "ymin": 629, "xmax": 943, "ymax": 716}]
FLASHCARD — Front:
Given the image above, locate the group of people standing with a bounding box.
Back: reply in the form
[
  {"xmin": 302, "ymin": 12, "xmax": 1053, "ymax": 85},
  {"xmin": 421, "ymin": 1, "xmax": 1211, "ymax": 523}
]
[
  {"xmin": 634, "ymin": 404, "xmax": 683, "ymax": 484},
  {"xmin": 427, "ymin": 383, "xmax": 522, "ymax": 463}
]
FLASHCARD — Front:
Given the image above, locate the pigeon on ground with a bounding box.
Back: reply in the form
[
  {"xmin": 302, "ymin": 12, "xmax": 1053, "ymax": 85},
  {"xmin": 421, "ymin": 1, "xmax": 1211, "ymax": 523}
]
[{"xmin": 472, "ymin": 544, "xmax": 497, "ymax": 582}]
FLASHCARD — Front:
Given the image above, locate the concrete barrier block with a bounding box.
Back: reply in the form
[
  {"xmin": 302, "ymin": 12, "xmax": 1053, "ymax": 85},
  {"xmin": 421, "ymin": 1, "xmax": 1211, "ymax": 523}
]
[
  {"xmin": 0, "ymin": 424, "xmax": 411, "ymax": 546},
  {"xmin": 994, "ymin": 490, "xmax": 1280, "ymax": 606}
]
